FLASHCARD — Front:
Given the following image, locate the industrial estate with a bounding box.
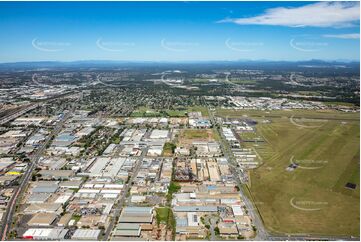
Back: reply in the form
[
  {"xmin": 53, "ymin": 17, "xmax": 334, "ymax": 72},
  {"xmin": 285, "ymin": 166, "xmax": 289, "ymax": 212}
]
[
  {"xmin": 0, "ymin": 60, "xmax": 359, "ymax": 241},
  {"xmin": 0, "ymin": 1, "xmax": 360, "ymax": 241}
]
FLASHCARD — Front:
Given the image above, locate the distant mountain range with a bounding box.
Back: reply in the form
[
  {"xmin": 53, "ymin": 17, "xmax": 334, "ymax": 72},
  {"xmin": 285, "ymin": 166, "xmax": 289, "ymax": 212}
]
[{"xmin": 0, "ymin": 59, "xmax": 359, "ymax": 71}]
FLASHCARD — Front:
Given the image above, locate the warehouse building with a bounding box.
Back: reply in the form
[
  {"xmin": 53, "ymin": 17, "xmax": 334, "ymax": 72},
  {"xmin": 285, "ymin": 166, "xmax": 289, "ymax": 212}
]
[
  {"xmin": 38, "ymin": 170, "xmax": 74, "ymax": 180},
  {"xmin": 71, "ymin": 229, "xmax": 101, "ymax": 240},
  {"xmin": 173, "ymin": 206, "xmax": 218, "ymax": 212},
  {"xmin": 118, "ymin": 207, "xmax": 154, "ymax": 224},
  {"xmin": 57, "ymin": 213, "xmax": 73, "ymax": 227},
  {"xmin": 22, "ymin": 228, "xmax": 68, "ymax": 240},
  {"xmin": 218, "ymin": 222, "xmax": 239, "ymax": 236},
  {"xmin": 113, "ymin": 223, "xmax": 141, "ymax": 237},
  {"xmin": 27, "ymin": 213, "xmax": 57, "ymax": 227},
  {"xmin": 149, "ymin": 129, "xmax": 169, "ymax": 139},
  {"xmin": 24, "ymin": 203, "xmax": 62, "ymax": 215},
  {"xmin": 31, "ymin": 181, "xmax": 59, "ymax": 193},
  {"xmin": 27, "ymin": 193, "xmax": 52, "ymax": 204}
]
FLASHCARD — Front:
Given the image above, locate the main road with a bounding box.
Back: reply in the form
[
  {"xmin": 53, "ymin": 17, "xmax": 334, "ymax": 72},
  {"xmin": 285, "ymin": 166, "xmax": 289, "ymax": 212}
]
[
  {"xmin": 203, "ymin": 98, "xmax": 360, "ymax": 241},
  {"xmin": 0, "ymin": 105, "xmax": 75, "ymax": 240},
  {"xmin": 102, "ymin": 146, "xmax": 147, "ymax": 240},
  {"xmin": 0, "ymin": 104, "xmax": 40, "ymax": 126},
  {"xmin": 202, "ymin": 97, "xmax": 269, "ymax": 240}
]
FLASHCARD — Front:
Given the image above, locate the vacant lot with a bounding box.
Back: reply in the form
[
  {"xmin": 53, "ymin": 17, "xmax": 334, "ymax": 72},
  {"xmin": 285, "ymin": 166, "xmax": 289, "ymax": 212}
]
[
  {"xmin": 180, "ymin": 129, "xmax": 213, "ymax": 140},
  {"xmin": 178, "ymin": 129, "xmax": 215, "ymax": 147},
  {"xmin": 217, "ymin": 109, "xmax": 360, "ymax": 236},
  {"xmin": 156, "ymin": 207, "xmax": 170, "ymax": 225},
  {"xmin": 162, "ymin": 142, "xmax": 176, "ymax": 157}
]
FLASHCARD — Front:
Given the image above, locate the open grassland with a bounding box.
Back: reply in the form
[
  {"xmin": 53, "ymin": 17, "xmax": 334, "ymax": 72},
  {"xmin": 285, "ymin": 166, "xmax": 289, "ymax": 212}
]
[
  {"xmin": 238, "ymin": 131, "xmax": 263, "ymax": 141},
  {"xmin": 230, "ymin": 79, "xmax": 257, "ymax": 85},
  {"xmin": 217, "ymin": 108, "xmax": 360, "ymax": 236},
  {"xmin": 181, "ymin": 129, "xmax": 213, "ymax": 140},
  {"xmin": 131, "ymin": 106, "xmax": 163, "ymax": 117}
]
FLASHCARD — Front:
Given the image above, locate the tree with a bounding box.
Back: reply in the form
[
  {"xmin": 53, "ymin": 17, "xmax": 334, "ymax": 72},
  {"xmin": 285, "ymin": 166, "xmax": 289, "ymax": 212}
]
[{"xmin": 214, "ymin": 227, "xmax": 220, "ymax": 235}]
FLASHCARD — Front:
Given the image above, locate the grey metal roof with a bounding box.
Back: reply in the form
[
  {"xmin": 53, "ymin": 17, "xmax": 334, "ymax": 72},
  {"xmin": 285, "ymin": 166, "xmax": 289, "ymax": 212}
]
[
  {"xmin": 123, "ymin": 207, "xmax": 152, "ymax": 213},
  {"xmin": 27, "ymin": 193, "xmax": 51, "ymax": 202},
  {"xmin": 32, "ymin": 186, "xmax": 58, "ymax": 193},
  {"xmin": 118, "ymin": 214, "xmax": 153, "ymax": 223},
  {"xmin": 173, "ymin": 206, "xmax": 218, "ymax": 212},
  {"xmin": 72, "ymin": 229, "xmax": 101, "ymax": 240},
  {"xmin": 176, "ymin": 218, "xmax": 188, "ymax": 227},
  {"xmin": 116, "ymin": 223, "xmax": 140, "ymax": 230},
  {"xmin": 113, "ymin": 230, "xmax": 140, "ymax": 237}
]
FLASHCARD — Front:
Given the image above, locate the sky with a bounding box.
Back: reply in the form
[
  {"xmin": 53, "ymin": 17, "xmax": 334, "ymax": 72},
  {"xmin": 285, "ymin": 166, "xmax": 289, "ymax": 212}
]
[{"xmin": 0, "ymin": 1, "xmax": 359, "ymax": 62}]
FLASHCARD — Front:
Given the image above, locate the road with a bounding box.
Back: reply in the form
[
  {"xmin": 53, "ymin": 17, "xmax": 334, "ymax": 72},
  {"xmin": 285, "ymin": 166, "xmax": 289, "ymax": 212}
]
[
  {"xmin": 0, "ymin": 104, "xmax": 40, "ymax": 126},
  {"xmin": 0, "ymin": 108, "xmax": 73, "ymax": 241},
  {"xmin": 0, "ymin": 91, "xmax": 78, "ymax": 127},
  {"xmin": 203, "ymin": 99, "xmax": 360, "ymax": 241},
  {"xmin": 103, "ymin": 147, "xmax": 147, "ymax": 240},
  {"xmin": 206, "ymin": 216, "xmax": 217, "ymax": 241},
  {"xmin": 202, "ymin": 97, "xmax": 269, "ymax": 240},
  {"xmin": 31, "ymin": 73, "xmax": 49, "ymax": 87},
  {"xmin": 223, "ymin": 72, "xmax": 241, "ymax": 88}
]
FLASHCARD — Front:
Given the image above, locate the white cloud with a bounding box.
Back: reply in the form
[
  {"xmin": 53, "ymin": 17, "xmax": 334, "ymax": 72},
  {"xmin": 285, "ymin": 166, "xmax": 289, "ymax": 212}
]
[
  {"xmin": 219, "ymin": 2, "xmax": 360, "ymax": 28},
  {"xmin": 323, "ymin": 33, "xmax": 360, "ymax": 39}
]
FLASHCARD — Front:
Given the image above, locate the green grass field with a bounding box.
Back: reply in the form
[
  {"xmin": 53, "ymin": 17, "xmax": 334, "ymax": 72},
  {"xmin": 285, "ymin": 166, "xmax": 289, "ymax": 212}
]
[
  {"xmin": 217, "ymin": 109, "xmax": 360, "ymax": 236},
  {"xmin": 230, "ymin": 79, "xmax": 257, "ymax": 85},
  {"xmin": 131, "ymin": 106, "xmax": 163, "ymax": 117},
  {"xmin": 238, "ymin": 131, "xmax": 263, "ymax": 142},
  {"xmin": 162, "ymin": 142, "xmax": 176, "ymax": 157},
  {"xmin": 181, "ymin": 129, "xmax": 212, "ymax": 140},
  {"xmin": 156, "ymin": 207, "xmax": 171, "ymax": 225},
  {"xmin": 165, "ymin": 110, "xmax": 187, "ymax": 117}
]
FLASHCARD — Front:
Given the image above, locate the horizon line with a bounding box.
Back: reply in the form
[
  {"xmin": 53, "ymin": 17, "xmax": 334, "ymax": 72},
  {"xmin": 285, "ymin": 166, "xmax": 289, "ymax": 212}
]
[{"xmin": 0, "ymin": 59, "xmax": 360, "ymax": 65}]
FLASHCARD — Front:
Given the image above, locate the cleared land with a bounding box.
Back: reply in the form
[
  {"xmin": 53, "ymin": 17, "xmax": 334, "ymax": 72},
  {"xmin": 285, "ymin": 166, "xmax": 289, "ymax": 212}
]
[
  {"xmin": 217, "ymin": 109, "xmax": 360, "ymax": 236},
  {"xmin": 182, "ymin": 129, "xmax": 210, "ymax": 139},
  {"xmin": 178, "ymin": 129, "xmax": 216, "ymax": 147}
]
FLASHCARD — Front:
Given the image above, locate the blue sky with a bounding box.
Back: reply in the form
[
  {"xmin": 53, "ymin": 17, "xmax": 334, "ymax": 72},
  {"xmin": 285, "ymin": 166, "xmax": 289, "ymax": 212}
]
[{"xmin": 0, "ymin": 1, "xmax": 359, "ymax": 62}]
